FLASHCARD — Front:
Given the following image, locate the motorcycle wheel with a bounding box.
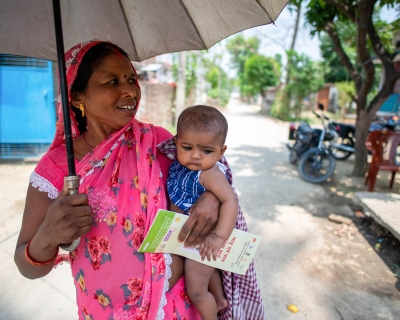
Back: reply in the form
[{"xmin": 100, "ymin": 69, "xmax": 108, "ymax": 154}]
[
  {"xmin": 289, "ymin": 150, "xmax": 298, "ymax": 164},
  {"xmin": 331, "ymin": 136, "xmax": 354, "ymax": 160},
  {"xmin": 298, "ymin": 148, "xmax": 336, "ymax": 183}
]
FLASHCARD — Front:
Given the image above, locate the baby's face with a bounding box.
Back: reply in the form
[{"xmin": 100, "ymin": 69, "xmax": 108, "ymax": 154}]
[{"xmin": 175, "ymin": 130, "xmax": 226, "ymax": 171}]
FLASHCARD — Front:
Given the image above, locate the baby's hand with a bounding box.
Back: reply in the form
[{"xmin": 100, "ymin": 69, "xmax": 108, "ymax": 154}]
[{"xmin": 199, "ymin": 234, "xmax": 225, "ymax": 261}]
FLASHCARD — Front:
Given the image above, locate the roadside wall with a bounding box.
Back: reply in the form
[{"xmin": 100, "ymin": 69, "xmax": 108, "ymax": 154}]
[{"xmin": 136, "ymin": 81, "xmax": 175, "ymax": 129}]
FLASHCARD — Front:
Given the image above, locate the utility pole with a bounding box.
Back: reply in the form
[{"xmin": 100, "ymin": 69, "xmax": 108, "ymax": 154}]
[
  {"xmin": 195, "ymin": 51, "xmax": 205, "ymax": 105},
  {"xmin": 175, "ymin": 51, "xmax": 186, "ymax": 127}
]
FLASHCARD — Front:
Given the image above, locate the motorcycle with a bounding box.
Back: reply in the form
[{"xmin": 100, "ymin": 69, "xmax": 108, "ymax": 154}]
[
  {"xmin": 330, "ymin": 123, "xmax": 355, "ymax": 160},
  {"xmin": 287, "ymin": 108, "xmax": 338, "ymax": 183},
  {"xmin": 331, "ymin": 113, "xmax": 400, "ymax": 160}
]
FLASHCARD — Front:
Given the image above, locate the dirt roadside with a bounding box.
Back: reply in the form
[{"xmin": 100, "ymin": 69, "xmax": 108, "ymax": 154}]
[
  {"xmin": 266, "ymin": 110, "xmax": 400, "ymax": 296},
  {"xmin": 319, "ymin": 155, "xmax": 400, "ymax": 297}
]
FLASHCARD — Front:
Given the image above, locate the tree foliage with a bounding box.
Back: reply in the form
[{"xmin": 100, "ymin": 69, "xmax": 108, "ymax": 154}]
[
  {"xmin": 320, "ymin": 33, "xmax": 353, "ymax": 83},
  {"xmin": 286, "ymin": 51, "xmax": 324, "ymax": 99},
  {"xmin": 336, "ymin": 81, "xmax": 357, "ymax": 117},
  {"xmin": 172, "ymin": 53, "xmax": 199, "ymax": 96},
  {"xmin": 272, "ymin": 50, "xmax": 323, "ymax": 120},
  {"xmin": 226, "ymin": 35, "xmax": 281, "ymax": 101},
  {"xmin": 202, "ymin": 51, "xmax": 232, "ymax": 106},
  {"xmin": 242, "ymin": 54, "xmax": 279, "ymax": 96},
  {"xmin": 226, "ymin": 35, "xmax": 260, "ymax": 74}
]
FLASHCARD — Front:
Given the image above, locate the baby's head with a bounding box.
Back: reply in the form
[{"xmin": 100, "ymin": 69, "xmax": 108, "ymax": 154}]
[
  {"xmin": 175, "ymin": 105, "xmax": 228, "ymax": 171},
  {"xmin": 177, "ymin": 105, "xmax": 228, "ymax": 145}
]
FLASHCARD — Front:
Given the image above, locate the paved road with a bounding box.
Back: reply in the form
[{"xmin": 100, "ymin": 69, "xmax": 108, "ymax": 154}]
[{"xmin": 0, "ymin": 98, "xmax": 399, "ymax": 319}]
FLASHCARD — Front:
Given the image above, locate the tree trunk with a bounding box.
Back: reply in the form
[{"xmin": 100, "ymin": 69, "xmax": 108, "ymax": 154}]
[
  {"xmin": 260, "ymin": 91, "xmax": 268, "ymax": 114},
  {"xmin": 195, "ymin": 52, "xmax": 205, "ymax": 105},
  {"xmin": 352, "ymin": 108, "xmax": 372, "ymax": 176},
  {"xmin": 175, "ymin": 51, "xmax": 186, "ymax": 127},
  {"xmin": 284, "ymin": 5, "xmax": 301, "ymax": 86},
  {"xmin": 340, "ymin": 102, "xmax": 346, "ymax": 120},
  {"xmin": 313, "ymin": 0, "xmax": 400, "ymax": 177},
  {"xmin": 295, "ymin": 95, "xmax": 303, "ymax": 121}
]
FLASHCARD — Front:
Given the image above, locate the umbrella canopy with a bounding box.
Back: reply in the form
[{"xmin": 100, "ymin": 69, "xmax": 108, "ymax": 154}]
[
  {"xmin": 1, "ymin": 0, "xmax": 288, "ymax": 250},
  {"xmin": 1, "ymin": 0, "xmax": 288, "ymax": 62}
]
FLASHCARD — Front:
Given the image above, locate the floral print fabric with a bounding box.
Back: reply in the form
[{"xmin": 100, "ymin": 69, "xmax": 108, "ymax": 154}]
[{"xmin": 32, "ymin": 41, "xmax": 200, "ymax": 320}]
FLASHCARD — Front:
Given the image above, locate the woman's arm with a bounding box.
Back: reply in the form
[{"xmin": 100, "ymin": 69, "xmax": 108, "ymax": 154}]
[
  {"xmin": 15, "ymin": 184, "xmax": 92, "ymax": 279},
  {"xmin": 177, "ymin": 191, "xmax": 221, "ymax": 247}
]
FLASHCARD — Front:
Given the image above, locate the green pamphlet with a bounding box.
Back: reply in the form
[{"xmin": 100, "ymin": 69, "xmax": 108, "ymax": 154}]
[{"xmin": 139, "ymin": 209, "xmax": 261, "ymax": 275}]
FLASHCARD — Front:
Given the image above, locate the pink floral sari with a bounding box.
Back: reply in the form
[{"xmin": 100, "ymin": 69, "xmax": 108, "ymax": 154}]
[{"xmin": 30, "ymin": 41, "xmax": 200, "ymax": 320}]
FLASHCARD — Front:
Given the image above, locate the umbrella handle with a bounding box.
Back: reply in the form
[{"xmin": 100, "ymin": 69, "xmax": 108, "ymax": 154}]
[{"xmin": 59, "ymin": 176, "xmax": 81, "ymax": 251}]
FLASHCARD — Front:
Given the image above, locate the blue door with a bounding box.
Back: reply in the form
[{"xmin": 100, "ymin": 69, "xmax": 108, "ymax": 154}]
[{"xmin": 0, "ymin": 55, "xmax": 56, "ymax": 158}]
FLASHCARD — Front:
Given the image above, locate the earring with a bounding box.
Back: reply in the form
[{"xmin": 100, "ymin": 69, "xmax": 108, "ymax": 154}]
[{"xmin": 79, "ymin": 104, "xmax": 85, "ymax": 117}]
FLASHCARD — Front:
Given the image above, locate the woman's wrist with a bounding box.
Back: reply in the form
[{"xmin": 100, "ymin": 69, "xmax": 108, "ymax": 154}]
[
  {"xmin": 25, "ymin": 240, "xmax": 58, "ymax": 266},
  {"xmin": 27, "ymin": 233, "xmax": 59, "ymax": 264}
]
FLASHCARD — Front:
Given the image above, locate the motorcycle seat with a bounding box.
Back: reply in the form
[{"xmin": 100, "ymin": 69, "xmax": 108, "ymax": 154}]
[{"xmin": 298, "ymin": 123, "xmax": 312, "ymax": 134}]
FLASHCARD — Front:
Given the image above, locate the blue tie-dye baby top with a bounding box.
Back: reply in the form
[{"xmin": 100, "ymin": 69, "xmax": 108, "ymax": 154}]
[
  {"xmin": 167, "ymin": 160, "xmax": 229, "ymax": 212},
  {"xmin": 167, "ymin": 161, "xmax": 206, "ymax": 212}
]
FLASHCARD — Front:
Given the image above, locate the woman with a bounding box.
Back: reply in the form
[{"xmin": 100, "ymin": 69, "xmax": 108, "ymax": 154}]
[
  {"xmin": 14, "ymin": 41, "xmax": 220, "ymax": 319},
  {"xmin": 14, "ymin": 41, "xmax": 265, "ymax": 320}
]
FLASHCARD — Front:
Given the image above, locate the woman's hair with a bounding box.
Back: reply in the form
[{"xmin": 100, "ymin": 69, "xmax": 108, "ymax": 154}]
[
  {"xmin": 70, "ymin": 42, "xmax": 130, "ymax": 134},
  {"xmin": 177, "ymin": 105, "xmax": 228, "ymax": 145}
]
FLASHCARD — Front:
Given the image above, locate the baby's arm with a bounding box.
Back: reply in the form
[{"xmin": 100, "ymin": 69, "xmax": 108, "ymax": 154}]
[{"xmin": 199, "ymin": 165, "xmax": 238, "ymax": 261}]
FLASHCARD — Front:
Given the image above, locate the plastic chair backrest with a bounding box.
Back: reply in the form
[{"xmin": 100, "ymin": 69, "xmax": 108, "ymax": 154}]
[{"xmin": 366, "ymin": 131, "xmax": 400, "ymax": 165}]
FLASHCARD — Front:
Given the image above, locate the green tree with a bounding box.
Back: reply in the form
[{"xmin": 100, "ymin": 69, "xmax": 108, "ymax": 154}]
[
  {"xmin": 172, "ymin": 52, "xmax": 203, "ymax": 97},
  {"xmin": 242, "ymin": 54, "xmax": 279, "ymax": 97},
  {"xmin": 226, "ymin": 35, "xmax": 261, "ymax": 99},
  {"xmin": 226, "ymin": 35, "xmax": 260, "ymax": 74},
  {"xmin": 320, "ymin": 33, "xmax": 353, "ymax": 83},
  {"xmin": 285, "ymin": 51, "xmax": 324, "ymax": 120},
  {"xmin": 205, "ymin": 65, "xmax": 229, "ymax": 90},
  {"xmin": 205, "ymin": 65, "xmax": 231, "ymax": 106},
  {"xmin": 202, "ymin": 50, "xmax": 232, "ymax": 107},
  {"xmin": 336, "ymin": 81, "xmax": 357, "ymax": 118},
  {"xmin": 304, "ymin": 0, "xmax": 400, "ymax": 176},
  {"xmin": 272, "ymin": 51, "xmax": 323, "ymax": 120}
]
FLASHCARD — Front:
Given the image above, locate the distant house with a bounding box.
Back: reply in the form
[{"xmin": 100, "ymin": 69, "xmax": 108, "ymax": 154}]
[
  {"xmin": 132, "ymin": 54, "xmax": 176, "ymax": 128},
  {"xmin": 132, "ymin": 54, "xmax": 174, "ymax": 84},
  {"xmin": 0, "ymin": 55, "xmax": 56, "ymax": 159},
  {"xmin": 316, "ymin": 83, "xmax": 338, "ymax": 113}
]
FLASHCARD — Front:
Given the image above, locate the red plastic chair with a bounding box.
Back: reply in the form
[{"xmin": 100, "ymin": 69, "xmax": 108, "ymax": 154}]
[{"xmin": 365, "ymin": 130, "xmax": 400, "ymax": 192}]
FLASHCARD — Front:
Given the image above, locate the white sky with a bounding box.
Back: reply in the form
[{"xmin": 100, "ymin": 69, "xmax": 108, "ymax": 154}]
[{"xmin": 207, "ymin": 5, "xmax": 398, "ymax": 77}]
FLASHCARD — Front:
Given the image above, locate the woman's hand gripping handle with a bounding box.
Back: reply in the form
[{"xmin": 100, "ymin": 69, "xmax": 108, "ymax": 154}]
[
  {"xmin": 15, "ymin": 177, "xmax": 93, "ymax": 279},
  {"xmin": 41, "ymin": 176, "xmax": 92, "ymax": 251},
  {"xmin": 59, "ymin": 176, "xmax": 83, "ymax": 251}
]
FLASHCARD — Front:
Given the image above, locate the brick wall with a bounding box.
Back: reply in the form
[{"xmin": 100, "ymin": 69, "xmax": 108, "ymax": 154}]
[{"xmin": 136, "ymin": 81, "xmax": 175, "ymax": 128}]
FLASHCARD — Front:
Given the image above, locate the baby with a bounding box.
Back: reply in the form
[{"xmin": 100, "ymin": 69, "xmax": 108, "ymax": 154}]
[{"xmin": 167, "ymin": 105, "xmax": 238, "ymax": 320}]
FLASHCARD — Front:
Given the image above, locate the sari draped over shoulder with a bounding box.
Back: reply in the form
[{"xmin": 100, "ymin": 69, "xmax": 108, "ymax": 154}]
[
  {"xmin": 32, "ymin": 120, "xmax": 200, "ymax": 319},
  {"xmin": 29, "ymin": 41, "xmax": 200, "ymax": 320}
]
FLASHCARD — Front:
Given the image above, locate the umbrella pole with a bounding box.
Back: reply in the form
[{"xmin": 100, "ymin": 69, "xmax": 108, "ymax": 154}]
[{"xmin": 53, "ymin": 0, "xmax": 80, "ymax": 251}]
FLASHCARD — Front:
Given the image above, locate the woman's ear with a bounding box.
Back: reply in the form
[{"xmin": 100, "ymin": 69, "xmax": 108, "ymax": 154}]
[
  {"xmin": 219, "ymin": 145, "xmax": 227, "ymax": 159},
  {"xmin": 71, "ymin": 92, "xmax": 83, "ymax": 109}
]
